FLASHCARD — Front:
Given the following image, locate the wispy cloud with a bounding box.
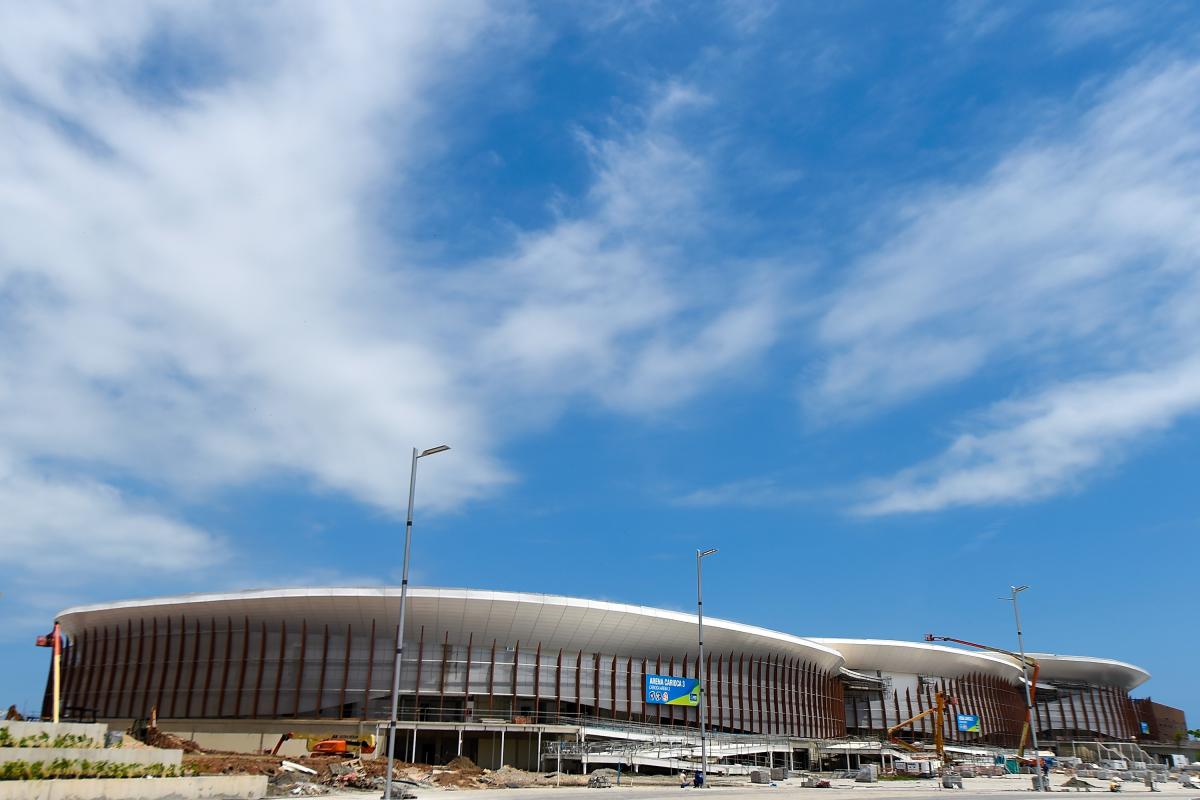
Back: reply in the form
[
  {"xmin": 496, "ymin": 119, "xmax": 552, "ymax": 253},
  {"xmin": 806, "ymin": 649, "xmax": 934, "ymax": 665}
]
[
  {"xmin": 859, "ymin": 358, "xmax": 1200, "ymax": 515},
  {"xmin": 820, "ymin": 59, "xmax": 1200, "ymax": 513},
  {"xmin": 674, "ymin": 477, "xmax": 819, "ymax": 509},
  {"xmin": 0, "ymin": 4, "xmax": 779, "ymax": 609}
]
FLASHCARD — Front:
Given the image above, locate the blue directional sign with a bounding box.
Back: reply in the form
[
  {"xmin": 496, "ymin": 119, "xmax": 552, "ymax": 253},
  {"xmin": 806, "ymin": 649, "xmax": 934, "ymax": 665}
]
[
  {"xmin": 956, "ymin": 713, "xmax": 981, "ymax": 733},
  {"xmin": 645, "ymin": 674, "xmax": 700, "ymax": 706}
]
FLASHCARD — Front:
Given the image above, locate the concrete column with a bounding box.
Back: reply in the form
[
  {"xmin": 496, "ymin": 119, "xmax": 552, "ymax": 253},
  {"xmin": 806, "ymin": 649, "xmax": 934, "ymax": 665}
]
[
  {"xmin": 457, "ymin": 728, "xmax": 463, "ymax": 756},
  {"xmin": 500, "ymin": 728, "xmax": 505, "ymax": 768}
]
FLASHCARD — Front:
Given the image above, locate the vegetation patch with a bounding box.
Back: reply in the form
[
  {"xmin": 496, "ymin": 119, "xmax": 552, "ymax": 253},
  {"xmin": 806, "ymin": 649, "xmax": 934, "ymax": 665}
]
[
  {"xmin": 0, "ymin": 760, "xmax": 193, "ymax": 780},
  {"xmin": 0, "ymin": 730, "xmax": 96, "ymax": 749}
]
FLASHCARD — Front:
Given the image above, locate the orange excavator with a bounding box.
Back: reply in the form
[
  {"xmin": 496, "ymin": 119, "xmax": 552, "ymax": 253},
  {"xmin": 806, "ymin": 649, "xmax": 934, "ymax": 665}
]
[
  {"xmin": 887, "ymin": 690, "xmax": 954, "ymax": 763},
  {"xmin": 270, "ymin": 732, "xmax": 377, "ymax": 757},
  {"xmin": 925, "ymin": 633, "xmax": 1040, "ymax": 757}
]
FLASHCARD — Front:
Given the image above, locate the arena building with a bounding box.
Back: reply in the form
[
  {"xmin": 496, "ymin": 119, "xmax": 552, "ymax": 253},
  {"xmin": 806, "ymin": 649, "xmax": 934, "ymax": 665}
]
[{"xmin": 43, "ymin": 587, "xmax": 1155, "ymax": 769}]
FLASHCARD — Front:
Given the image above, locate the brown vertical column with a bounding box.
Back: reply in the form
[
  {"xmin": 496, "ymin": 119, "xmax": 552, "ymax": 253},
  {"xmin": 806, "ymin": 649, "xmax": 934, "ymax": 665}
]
[
  {"xmin": 100, "ymin": 625, "xmax": 121, "ymax": 718},
  {"xmin": 316, "ymin": 624, "xmax": 330, "ymax": 718},
  {"xmin": 727, "ymin": 651, "xmax": 736, "ymax": 732},
  {"xmin": 1082, "ymin": 690, "xmax": 1100, "ymax": 736},
  {"xmin": 153, "ymin": 617, "xmax": 171, "ymax": 716},
  {"xmin": 125, "ymin": 620, "xmax": 145, "ymax": 718},
  {"xmin": 272, "ymin": 620, "xmax": 286, "ymax": 718},
  {"xmin": 756, "ymin": 657, "xmax": 766, "ymax": 734},
  {"xmin": 201, "ymin": 618, "xmax": 217, "ymax": 717},
  {"xmin": 463, "ymin": 633, "xmax": 474, "ymax": 717},
  {"xmin": 1079, "ymin": 685, "xmax": 1094, "ymax": 733},
  {"xmin": 710, "ymin": 657, "xmax": 720, "ymax": 734},
  {"xmin": 667, "ymin": 657, "xmax": 676, "ymax": 725},
  {"xmin": 183, "ymin": 618, "xmax": 201, "ymax": 717},
  {"xmin": 439, "ymin": 632, "xmax": 450, "ymax": 720},
  {"xmin": 167, "ymin": 617, "xmax": 188, "ymax": 718},
  {"xmin": 794, "ymin": 659, "xmax": 804, "ymax": 735},
  {"xmin": 252, "ymin": 621, "xmax": 267, "ymax": 718},
  {"xmin": 361, "ymin": 619, "xmax": 376, "ymax": 719},
  {"xmin": 1101, "ymin": 687, "xmax": 1117, "ymax": 737},
  {"xmin": 1113, "ymin": 690, "xmax": 1132, "ymax": 738},
  {"xmin": 413, "ymin": 625, "xmax": 426, "ymax": 717},
  {"xmin": 62, "ymin": 638, "xmax": 79, "ymax": 713},
  {"xmin": 96, "ymin": 626, "xmax": 114, "ymax": 716},
  {"xmin": 657, "ymin": 657, "xmax": 667, "ymax": 724},
  {"xmin": 235, "ymin": 618, "xmax": 251, "ymax": 718},
  {"xmin": 786, "ymin": 659, "xmax": 797, "ymax": 735},
  {"xmin": 488, "ymin": 640, "xmax": 497, "ymax": 711},
  {"xmin": 737, "ymin": 653, "xmax": 746, "ymax": 731},
  {"xmin": 508, "ymin": 639, "xmax": 517, "ymax": 710},
  {"xmin": 777, "ymin": 657, "xmax": 787, "ymax": 734},
  {"xmin": 1099, "ymin": 690, "xmax": 1113, "ymax": 734},
  {"xmin": 98, "ymin": 626, "xmax": 117, "ymax": 718},
  {"xmin": 554, "ymin": 648, "xmax": 562, "ymax": 718},
  {"xmin": 217, "ymin": 619, "xmax": 233, "ymax": 717},
  {"xmin": 575, "ymin": 650, "xmax": 582, "ymax": 716},
  {"xmin": 766, "ymin": 656, "xmax": 776, "ymax": 734},
  {"xmin": 338, "ymin": 624, "xmax": 353, "ymax": 720},
  {"xmin": 610, "ymin": 655, "xmax": 617, "ymax": 717},
  {"xmin": 147, "ymin": 619, "xmax": 165, "ymax": 717},
  {"xmin": 705, "ymin": 652, "xmax": 713, "ymax": 729},
  {"xmin": 292, "ymin": 619, "xmax": 308, "ymax": 718},
  {"xmin": 628, "ymin": 657, "xmax": 638, "ymax": 719},
  {"xmin": 640, "ymin": 658, "xmax": 648, "ymax": 723},
  {"xmin": 1066, "ymin": 690, "xmax": 1081, "ymax": 732},
  {"xmin": 532, "ymin": 643, "xmax": 541, "ymax": 720},
  {"xmin": 90, "ymin": 627, "xmax": 109, "ymax": 715},
  {"xmin": 593, "ymin": 652, "xmax": 601, "ymax": 716},
  {"xmin": 80, "ymin": 628, "xmax": 97, "ymax": 715},
  {"xmin": 114, "ymin": 621, "xmax": 133, "ymax": 719}
]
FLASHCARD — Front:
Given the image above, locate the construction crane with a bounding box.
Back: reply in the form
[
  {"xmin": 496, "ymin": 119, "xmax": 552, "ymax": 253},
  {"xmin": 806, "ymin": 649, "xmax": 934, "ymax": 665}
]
[
  {"xmin": 886, "ymin": 690, "xmax": 953, "ymax": 763},
  {"xmin": 925, "ymin": 634, "xmax": 1040, "ymax": 756},
  {"xmin": 270, "ymin": 732, "xmax": 377, "ymax": 757}
]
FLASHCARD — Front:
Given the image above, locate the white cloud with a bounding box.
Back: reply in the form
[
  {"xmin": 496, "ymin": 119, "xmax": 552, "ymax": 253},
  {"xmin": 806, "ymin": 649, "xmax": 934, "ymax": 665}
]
[
  {"xmin": 818, "ymin": 59, "xmax": 1200, "ymax": 512},
  {"xmin": 0, "ymin": 456, "xmax": 224, "ymax": 575},
  {"xmin": 674, "ymin": 477, "xmax": 817, "ymax": 509},
  {"xmin": 0, "ymin": 3, "xmax": 779, "ymax": 595},
  {"xmin": 859, "ymin": 359, "xmax": 1200, "ymax": 514}
]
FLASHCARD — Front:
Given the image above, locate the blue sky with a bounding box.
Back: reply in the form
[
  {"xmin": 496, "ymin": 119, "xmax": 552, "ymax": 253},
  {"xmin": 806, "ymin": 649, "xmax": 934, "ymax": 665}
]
[{"xmin": 1, "ymin": 2, "xmax": 1198, "ymax": 725}]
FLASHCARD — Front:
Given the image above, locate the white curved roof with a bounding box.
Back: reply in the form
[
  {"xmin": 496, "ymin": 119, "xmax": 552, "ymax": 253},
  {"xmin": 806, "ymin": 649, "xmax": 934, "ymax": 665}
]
[
  {"xmin": 1028, "ymin": 652, "xmax": 1150, "ymax": 691},
  {"xmin": 57, "ymin": 587, "xmax": 845, "ymax": 671},
  {"xmin": 811, "ymin": 638, "xmax": 1023, "ymax": 681}
]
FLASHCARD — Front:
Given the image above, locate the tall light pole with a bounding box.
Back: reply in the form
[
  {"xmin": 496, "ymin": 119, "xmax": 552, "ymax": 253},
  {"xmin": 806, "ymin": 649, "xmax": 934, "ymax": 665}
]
[
  {"xmin": 696, "ymin": 548, "xmax": 718, "ymax": 788},
  {"xmin": 383, "ymin": 445, "xmax": 450, "ymax": 800},
  {"xmin": 1006, "ymin": 585, "xmax": 1043, "ymax": 791}
]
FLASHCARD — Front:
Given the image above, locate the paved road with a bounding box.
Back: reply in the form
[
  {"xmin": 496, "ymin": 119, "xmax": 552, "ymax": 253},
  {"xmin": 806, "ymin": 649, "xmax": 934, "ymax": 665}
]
[{"xmin": 324, "ymin": 776, "xmax": 1200, "ymax": 800}]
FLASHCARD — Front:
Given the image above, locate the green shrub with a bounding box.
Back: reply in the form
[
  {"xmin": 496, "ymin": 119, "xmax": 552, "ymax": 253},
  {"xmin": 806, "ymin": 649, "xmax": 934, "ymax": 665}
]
[{"xmin": 0, "ymin": 758, "xmax": 192, "ymax": 781}]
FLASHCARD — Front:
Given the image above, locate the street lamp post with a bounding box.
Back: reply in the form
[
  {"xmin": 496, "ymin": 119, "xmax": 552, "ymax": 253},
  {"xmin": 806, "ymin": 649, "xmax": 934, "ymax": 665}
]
[
  {"xmin": 696, "ymin": 548, "xmax": 718, "ymax": 788},
  {"xmin": 383, "ymin": 445, "xmax": 450, "ymax": 800},
  {"xmin": 1007, "ymin": 585, "xmax": 1044, "ymax": 791}
]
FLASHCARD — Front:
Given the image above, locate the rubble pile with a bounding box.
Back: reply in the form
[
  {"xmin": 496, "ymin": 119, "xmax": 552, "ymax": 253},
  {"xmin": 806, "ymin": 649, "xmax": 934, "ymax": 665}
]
[{"xmin": 144, "ymin": 727, "xmax": 202, "ymax": 752}]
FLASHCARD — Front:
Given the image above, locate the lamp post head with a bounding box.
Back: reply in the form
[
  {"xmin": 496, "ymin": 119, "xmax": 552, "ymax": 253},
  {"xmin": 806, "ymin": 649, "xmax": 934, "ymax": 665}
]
[
  {"xmin": 1012, "ymin": 584, "xmax": 1029, "ymax": 594},
  {"xmin": 698, "ymin": 548, "xmax": 718, "ymax": 558},
  {"xmin": 418, "ymin": 444, "xmax": 451, "ymax": 458}
]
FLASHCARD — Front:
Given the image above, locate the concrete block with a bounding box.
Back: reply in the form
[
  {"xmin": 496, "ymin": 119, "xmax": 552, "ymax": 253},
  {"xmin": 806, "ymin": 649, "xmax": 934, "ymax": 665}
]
[
  {"xmin": 0, "ymin": 748, "xmax": 182, "ymax": 766},
  {"xmin": 0, "ymin": 775, "xmax": 267, "ymax": 800},
  {"xmin": 0, "ymin": 722, "xmax": 108, "ymax": 747}
]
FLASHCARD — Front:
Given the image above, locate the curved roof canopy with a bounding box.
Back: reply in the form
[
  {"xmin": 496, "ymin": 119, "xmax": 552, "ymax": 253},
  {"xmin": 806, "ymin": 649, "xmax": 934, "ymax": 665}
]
[
  {"xmin": 1028, "ymin": 652, "xmax": 1150, "ymax": 691},
  {"xmin": 57, "ymin": 587, "xmax": 845, "ymax": 672},
  {"xmin": 812, "ymin": 638, "xmax": 1022, "ymax": 681}
]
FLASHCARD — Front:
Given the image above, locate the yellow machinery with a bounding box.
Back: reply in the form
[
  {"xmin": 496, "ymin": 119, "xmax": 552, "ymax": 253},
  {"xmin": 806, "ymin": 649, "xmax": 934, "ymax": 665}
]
[
  {"xmin": 270, "ymin": 732, "xmax": 376, "ymax": 756},
  {"xmin": 887, "ymin": 690, "xmax": 952, "ymax": 763}
]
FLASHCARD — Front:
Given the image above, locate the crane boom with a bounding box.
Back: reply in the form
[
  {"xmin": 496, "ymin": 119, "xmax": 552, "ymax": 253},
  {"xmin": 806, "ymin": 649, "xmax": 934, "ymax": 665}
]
[{"xmin": 925, "ymin": 634, "xmax": 1040, "ymax": 756}]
